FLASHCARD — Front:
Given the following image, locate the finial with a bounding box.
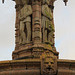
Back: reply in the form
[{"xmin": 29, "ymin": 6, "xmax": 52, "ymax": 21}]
[
  {"xmin": 63, "ymin": 0, "xmax": 68, "ymax": 6},
  {"xmin": 2, "ymin": 0, "xmax": 4, "ymax": 3}
]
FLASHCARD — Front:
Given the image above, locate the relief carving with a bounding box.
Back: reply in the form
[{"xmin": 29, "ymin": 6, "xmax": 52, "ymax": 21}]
[
  {"xmin": 40, "ymin": 51, "xmax": 57, "ymax": 75},
  {"xmin": 42, "ymin": 3, "xmax": 54, "ymax": 45},
  {"xmin": 18, "ymin": 3, "xmax": 32, "ymax": 44}
]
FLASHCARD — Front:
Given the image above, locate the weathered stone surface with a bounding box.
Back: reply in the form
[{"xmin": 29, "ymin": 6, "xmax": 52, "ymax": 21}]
[
  {"xmin": 42, "ymin": 5, "xmax": 53, "ymax": 20},
  {"xmin": 58, "ymin": 59, "xmax": 75, "ymax": 75},
  {"xmin": 40, "ymin": 50, "xmax": 57, "ymax": 75},
  {"xmin": 19, "ymin": 16, "xmax": 31, "ymax": 44},
  {"xmin": 18, "ymin": 5, "xmax": 32, "ymax": 20},
  {"xmin": 1, "ymin": 0, "xmax": 75, "ymax": 75},
  {"xmin": 0, "ymin": 59, "xmax": 75, "ymax": 75}
]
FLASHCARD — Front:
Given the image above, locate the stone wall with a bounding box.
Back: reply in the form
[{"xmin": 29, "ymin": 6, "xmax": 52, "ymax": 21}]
[{"xmin": 0, "ymin": 59, "xmax": 75, "ymax": 75}]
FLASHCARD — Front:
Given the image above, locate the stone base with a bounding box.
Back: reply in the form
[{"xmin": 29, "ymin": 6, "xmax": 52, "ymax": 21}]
[{"xmin": 12, "ymin": 43, "xmax": 59, "ymax": 60}]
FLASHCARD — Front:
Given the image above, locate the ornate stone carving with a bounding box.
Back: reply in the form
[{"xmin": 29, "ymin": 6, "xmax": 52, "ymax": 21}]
[
  {"xmin": 32, "ymin": 1, "xmax": 42, "ymax": 43},
  {"xmin": 18, "ymin": 4, "xmax": 32, "ymax": 44},
  {"xmin": 40, "ymin": 50, "xmax": 57, "ymax": 75},
  {"xmin": 12, "ymin": 0, "xmax": 59, "ymax": 60},
  {"xmin": 2, "ymin": 0, "xmax": 73, "ymax": 75},
  {"xmin": 42, "ymin": 3, "xmax": 54, "ymax": 45}
]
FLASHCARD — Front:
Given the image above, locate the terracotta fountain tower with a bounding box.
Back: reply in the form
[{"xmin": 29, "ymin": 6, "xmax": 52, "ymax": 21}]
[{"xmin": 0, "ymin": 0, "xmax": 75, "ymax": 75}]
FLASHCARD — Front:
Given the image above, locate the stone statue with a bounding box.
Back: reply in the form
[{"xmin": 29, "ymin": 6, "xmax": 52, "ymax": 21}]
[
  {"xmin": 18, "ymin": 0, "xmax": 32, "ymax": 44},
  {"xmin": 42, "ymin": 0, "xmax": 55, "ymax": 46}
]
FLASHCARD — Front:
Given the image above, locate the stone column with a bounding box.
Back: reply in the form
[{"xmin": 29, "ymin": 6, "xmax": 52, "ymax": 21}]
[{"xmin": 32, "ymin": 1, "xmax": 42, "ymax": 44}]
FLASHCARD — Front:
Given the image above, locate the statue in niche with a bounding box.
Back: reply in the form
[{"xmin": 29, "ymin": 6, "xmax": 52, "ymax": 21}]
[
  {"xmin": 18, "ymin": 0, "xmax": 32, "ymax": 44},
  {"xmin": 42, "ymin": 0, "xmax": 55, "ymax": 46}
]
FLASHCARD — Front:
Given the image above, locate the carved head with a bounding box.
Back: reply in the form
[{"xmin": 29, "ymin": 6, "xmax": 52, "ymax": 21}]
[{"xmin": 40, "ymin": 50, "xmax": 57, "ymax": 75}]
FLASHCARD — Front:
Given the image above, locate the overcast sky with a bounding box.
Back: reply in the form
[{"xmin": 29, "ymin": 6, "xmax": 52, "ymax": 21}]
[{"xmin": 0, "ymin": 0, "xmax": 75, "ymax": 61}]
